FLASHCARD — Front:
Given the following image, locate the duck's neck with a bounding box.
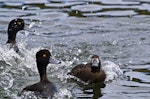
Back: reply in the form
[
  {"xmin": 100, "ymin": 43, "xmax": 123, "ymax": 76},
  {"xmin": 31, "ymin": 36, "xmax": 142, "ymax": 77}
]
[
  {"xmin": 91, "ymin": 67, "xmax": 100, "ymax": 73},
  {"xmin": 91, "ymin": 63, "xmax": 101, "ymax": 73},
  {"xmin": 37, "ymin": 64, "xmax": 48, "ymax": 81},
  {"xmin": 7, "ymin": 30, "xmax": 16, "ymax": 44},
  {"xmin": 6, "ymin": 39, "xmax": 16, "ymax": 44}
]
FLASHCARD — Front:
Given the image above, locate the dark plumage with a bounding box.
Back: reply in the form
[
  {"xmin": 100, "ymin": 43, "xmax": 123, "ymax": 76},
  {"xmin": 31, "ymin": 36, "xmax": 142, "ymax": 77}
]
[
  {"xmin": 6, "ymin": 18, "xmax": 25, "ymax": 52},
  {"xmin": 68, "ymin": 55, "xmax": 106, "ymax": 83},
  {"xmin": 21, "ymin": 49, "xmax": 60, "ymax": 98}
]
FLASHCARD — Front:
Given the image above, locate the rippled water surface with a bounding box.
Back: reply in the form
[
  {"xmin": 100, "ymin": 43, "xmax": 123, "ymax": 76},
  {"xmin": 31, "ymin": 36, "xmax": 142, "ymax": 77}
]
[{"xmin": 0, "ymin": 0, "xmax": 150, "ymax": 99}]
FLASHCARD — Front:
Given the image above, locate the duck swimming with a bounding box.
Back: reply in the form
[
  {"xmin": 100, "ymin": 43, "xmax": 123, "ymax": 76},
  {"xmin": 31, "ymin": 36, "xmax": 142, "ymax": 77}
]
[
  {"xmin": 68, "ymin": 55, "xmax": 106, "ymax": 83},
  {"xmin": 6, "ymin": 18, "xmax": 25, "ymax": 52},
  {"xmin": 21, "ymin": 49, "xmax": 61, "ymax": 98}
]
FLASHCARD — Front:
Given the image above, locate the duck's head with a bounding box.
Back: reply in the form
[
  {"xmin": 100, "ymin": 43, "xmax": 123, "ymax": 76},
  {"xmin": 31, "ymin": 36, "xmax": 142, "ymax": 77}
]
[
  {"xmin": 91, "ymin": 55, "xmax": 101, "ymax": 72},
  {"xmin": 36, "ymin": 49, "xmax": 51, "ymax": 67},
  {"xmin": 36, "ymin": 49, "xmax": 61, "ymax": 67},
  {"xmin": 7, "ymin": 18, "xmax": 25, "ymax": 44},
  {"xmin": 36, "ymin": 49, "xmax": 61, "ymax": 81}
]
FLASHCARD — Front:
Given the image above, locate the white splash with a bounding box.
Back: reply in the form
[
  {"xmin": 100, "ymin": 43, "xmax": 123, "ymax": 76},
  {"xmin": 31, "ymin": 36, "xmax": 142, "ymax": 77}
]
[
  {"xmin": 0, "ymin": 72, "xmax": 14, "ymax": 90},
  {"xmin": 0, "ymin": 45, "xmax": 21, "ymax": 66},
  {"xmin": 48, "ymin": 60, "xmax": 73, "ymax": 80},
  {"xmin": 0, "ymin": 41, "xmax": 54, "ymax": 98},
  {"xmin": 54, "ymin": 88, "xmax": 72, "ymax": 99},
  {"xmin": 101, "ymin": 61, "xmax": 123, "ymax": 82}
]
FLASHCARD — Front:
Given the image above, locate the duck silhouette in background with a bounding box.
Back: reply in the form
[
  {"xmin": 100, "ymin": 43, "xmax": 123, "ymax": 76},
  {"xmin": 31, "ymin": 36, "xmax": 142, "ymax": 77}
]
[
  {"xmin": 68, "ymin": 55, "xmax": 106, "ymax": 83},
  {"xmin": 21, "ymin": 49, "xmax": 61, "ymax": 98},
  {"xmin": 6, "ymin": 18, "xmax": 25, "ymax": 52}
]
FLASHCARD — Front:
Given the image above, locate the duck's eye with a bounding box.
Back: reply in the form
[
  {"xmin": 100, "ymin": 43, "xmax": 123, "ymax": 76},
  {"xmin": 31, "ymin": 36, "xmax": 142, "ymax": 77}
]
[
  {"xmin": 43, "ymin": 54, "xmax": 47, "ymax": 58},
  {"xmin": 17, "ymin": 22, "xmax": 22, "ymax": 25}
]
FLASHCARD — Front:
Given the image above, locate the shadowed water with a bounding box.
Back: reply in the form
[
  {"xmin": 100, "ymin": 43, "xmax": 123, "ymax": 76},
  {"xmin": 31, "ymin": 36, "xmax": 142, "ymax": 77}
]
[{"xmin": 0, "ymin": 0, "xmax": 150, "ymax": 99}]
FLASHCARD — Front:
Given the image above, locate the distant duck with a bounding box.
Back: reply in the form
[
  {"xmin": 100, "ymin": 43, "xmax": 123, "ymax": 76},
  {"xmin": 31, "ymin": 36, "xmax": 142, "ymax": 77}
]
[
  {"xmin": 6, "ymin": 18, "xmax": 25, "ymax": 52},
  {"xmin": 68, "ymin": 55, "xmax": 106, "ymax": 83},
  {"xmin": 21, "ymin": 49, "xmax": 61, "ymax": 98}
]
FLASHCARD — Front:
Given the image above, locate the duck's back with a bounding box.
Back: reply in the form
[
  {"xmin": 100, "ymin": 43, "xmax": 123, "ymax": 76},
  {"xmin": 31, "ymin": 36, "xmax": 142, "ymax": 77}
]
[
  {"xmin": 68, "ymin": 64, "xmax": 87, "ymax": 75},
  {"xmin": 41, "ymin": 81, "xmax": 57, "ymax": 97},
  {"xmin": 22, "ymin": 81, "xmax": 57, "ymax": 97}
]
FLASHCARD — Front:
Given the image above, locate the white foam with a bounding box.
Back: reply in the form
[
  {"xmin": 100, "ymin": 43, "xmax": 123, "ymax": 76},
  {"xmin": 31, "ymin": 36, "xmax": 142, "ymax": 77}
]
[
  {"xmin": 48, "ymin": 60, "xmax": 73, "ymax": 82},
  {"xmin": 0, "ymin": 72, "xmax": 14, "ymax": 90},
  {"xmin": 101, "ymin": 61, "xmax": 123, "ymax": 82},
  {"xmin": 54, "ymin": 88, "xmax": 72, "ymax": 99},
  {"xmin": 0, "ymin": 44, "xmax": 21, "ymax": 66}
]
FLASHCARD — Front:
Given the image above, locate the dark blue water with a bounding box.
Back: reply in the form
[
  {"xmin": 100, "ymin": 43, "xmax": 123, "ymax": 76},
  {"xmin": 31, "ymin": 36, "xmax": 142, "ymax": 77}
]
[{"xmin": 0, "ymin": 0, "xmax": 150, "ymax": 99}]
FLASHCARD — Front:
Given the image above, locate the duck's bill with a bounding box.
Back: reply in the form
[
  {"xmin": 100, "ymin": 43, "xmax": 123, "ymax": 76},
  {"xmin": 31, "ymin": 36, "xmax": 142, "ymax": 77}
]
[
  {"xmin": 24, "ymin": 25, "xmax": 35, "ymax": 32},
  {"xmin": 91, "ymin": 58, "xmax": 99, "ymax": 67},
  {"xmin": 49, "ymin": 57, "xmax": 61, "ymax": 64},
  {"xmin": 92, "ymin": 63, "xmax": 99, "ymax": 67}
]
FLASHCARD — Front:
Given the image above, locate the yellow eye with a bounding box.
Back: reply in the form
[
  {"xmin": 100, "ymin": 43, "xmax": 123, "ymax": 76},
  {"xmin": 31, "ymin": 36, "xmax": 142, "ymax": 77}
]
[
  {"xmin": 43, "ymin": 54, "xmax": 47, "ymax": 58},
  {"xmin": 17, "ymin": 22, "xmax": 22, "ymax": 25}
]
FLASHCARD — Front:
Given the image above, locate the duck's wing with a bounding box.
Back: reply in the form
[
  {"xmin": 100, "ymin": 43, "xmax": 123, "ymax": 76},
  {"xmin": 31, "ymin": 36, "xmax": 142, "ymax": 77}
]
[
  {"xmin": 67, "ymin": 64, "xmax": 87, "ymax": 76},
  {"xmin": 22, "ymin": 82, "xmax": 42, "ymax": 92},
  {"xmin": 68, "ymin": 64, "xmax": 92, "ymax": 82}
]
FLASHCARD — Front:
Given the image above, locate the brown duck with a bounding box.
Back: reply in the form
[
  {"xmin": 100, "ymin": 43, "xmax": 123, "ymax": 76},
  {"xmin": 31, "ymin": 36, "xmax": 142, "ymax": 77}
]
[{"xmin": 68, "ymin": 55, "xmax": 106, "ymax": 83}]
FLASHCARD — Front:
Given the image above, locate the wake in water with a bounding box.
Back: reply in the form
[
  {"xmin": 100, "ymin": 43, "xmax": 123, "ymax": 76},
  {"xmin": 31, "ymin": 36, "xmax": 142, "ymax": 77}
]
[
  {"xmin": 0, "ymin": 40, "xmax": 38, "ymax": 98},
  {"xmin": 101, "ymin": 61, "xmax": 123, "ymax": 82},
  {"xmin": 0, "ymin": 39, "xmax": 72, "ymax": 98}
]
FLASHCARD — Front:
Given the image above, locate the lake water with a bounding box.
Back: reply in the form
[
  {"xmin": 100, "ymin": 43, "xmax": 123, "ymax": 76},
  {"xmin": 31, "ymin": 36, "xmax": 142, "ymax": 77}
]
[{"xmin": 0, "ymin": 0, "xmax": 150, "ymax": 99}]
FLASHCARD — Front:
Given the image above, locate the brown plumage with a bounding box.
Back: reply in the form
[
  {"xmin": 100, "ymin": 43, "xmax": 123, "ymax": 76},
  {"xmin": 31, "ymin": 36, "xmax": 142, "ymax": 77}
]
[{"xmin": 68, "ymin": 55, "xmax": 106, "ymax": 83}]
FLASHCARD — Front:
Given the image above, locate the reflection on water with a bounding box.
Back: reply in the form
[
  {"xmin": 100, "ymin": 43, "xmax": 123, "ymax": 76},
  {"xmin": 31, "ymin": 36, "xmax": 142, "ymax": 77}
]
[
  {"xmin": 0, "ymin": 0, "xmax": 150, "ymax": 99},
  {"xmin": 69, "ymin": 78, "xmax": 106, "ymax": 99}
]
